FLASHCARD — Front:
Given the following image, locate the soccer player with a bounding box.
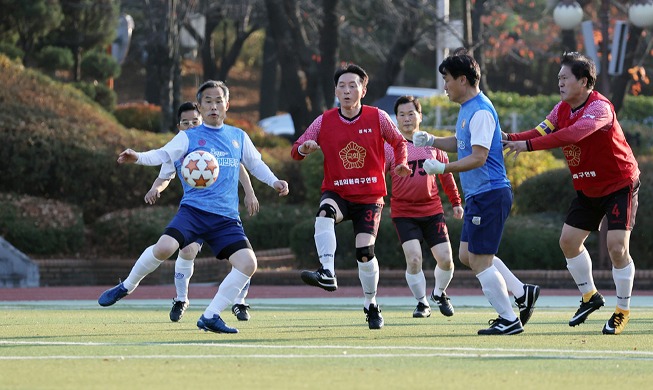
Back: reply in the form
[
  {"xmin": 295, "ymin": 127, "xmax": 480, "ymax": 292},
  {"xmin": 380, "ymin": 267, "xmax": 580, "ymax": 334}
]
[
  {"xmin": 98, "ymin": 80, "xmax": 289, "ymax": 334},
  {"xmin": 291, "ymin": 64, "xmax": 411, "ymax": 330},
  {"xmin": 413, "ymin": 49, "xmax": 540, "ymax": 335},
  {"xmin": 503, "ymin": 52, "xmax": 640, "ymax": 335},
  {"xmin": 386, "ymin": 95, "xmax": 463, "ymax": 318},
  {"xmin": 143, "ymin": 101, "xmax": 258, "ymax": 323}
]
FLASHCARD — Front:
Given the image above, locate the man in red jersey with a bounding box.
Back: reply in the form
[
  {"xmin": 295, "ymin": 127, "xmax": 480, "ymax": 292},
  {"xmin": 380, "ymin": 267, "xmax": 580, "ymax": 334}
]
[
  {"xmin": 291, "ymin": 64, "xmax": 411, "ymax": 330},
  {"xmin": 386, "ymin": 96, "xmax": 463, "ymax": 318},
  {"xmin": 503, "ymin": 52, "xmax": 640, "ymax": 335}
]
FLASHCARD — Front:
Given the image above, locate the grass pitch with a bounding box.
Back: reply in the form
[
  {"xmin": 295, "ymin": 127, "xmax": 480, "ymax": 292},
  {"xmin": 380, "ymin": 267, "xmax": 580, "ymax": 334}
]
[{"xmin": 2, "ymin": 298, "xmax": 653, "ymax": 390}]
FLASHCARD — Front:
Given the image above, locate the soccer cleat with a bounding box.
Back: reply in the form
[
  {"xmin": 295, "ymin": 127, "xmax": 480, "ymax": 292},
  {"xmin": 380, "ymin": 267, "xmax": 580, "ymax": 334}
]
[
  {"xmin": 300, "ymin": 267, "xmax": 338, "ymax": 291},
  {"xmin": 569, "ymin": 291, "xmax": 605, "ymax": 327},
  {"xmin": 98, "ymin": 282, "xmax": 129, "ymax": 307},
  {"xmin": 515, "ymin": 284, "xmax": 540, "ymax": 326},
  {"xmin": 413, "ymin": 302, "xmax": 431, "ymax": 318},
  {"xmin": 602, "ymin": 309, "xmax": 630, "ymax": 335},
  {"xmin": 364, "ymin": 304, "xmax": 384, "ymax": 329},
  {"xmin": 477, "ymin": 317, "xmax": 524, "ymax": 335},
  {"xmin": 430, "ymin": 291, "xmax": 454, "ymax": 317},
  {"xmin": 169, "ymin": 299, "xmax": 189, "ymax": 322},
  {"xmin": 232, "ymin": 303, "xmax": 251, "ymax": 321},
  {"xmin": 197, "ymin": 314, "xmax": 238, "ymax": 334}
]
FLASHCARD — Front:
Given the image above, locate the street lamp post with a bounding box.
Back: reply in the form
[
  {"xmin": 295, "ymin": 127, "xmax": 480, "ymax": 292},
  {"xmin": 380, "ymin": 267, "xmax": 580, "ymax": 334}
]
[{"xmin": 553, "ymin": 0, "xmax": 584, "ymax": 52}]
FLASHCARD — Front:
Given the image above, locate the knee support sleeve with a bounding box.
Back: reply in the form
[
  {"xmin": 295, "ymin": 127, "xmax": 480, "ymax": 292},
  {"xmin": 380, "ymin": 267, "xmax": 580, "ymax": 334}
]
[
  {"xmin": 316, "ymin": 203, "xmax": 337, "ymax": 220},
  {"xmin": 356, "ymin": 245, "xmax": 375, "ymax": 262}
]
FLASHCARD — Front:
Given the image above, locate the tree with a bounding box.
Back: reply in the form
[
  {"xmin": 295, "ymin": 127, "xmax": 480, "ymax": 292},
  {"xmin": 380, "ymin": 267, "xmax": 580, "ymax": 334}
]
[
  {"xmin": 0, "ymin": 0, "xmax": 63, "ymax": 65},
  {"xmin": 47, "ymin": 0, "xmax": 119, "ymax": 81}
]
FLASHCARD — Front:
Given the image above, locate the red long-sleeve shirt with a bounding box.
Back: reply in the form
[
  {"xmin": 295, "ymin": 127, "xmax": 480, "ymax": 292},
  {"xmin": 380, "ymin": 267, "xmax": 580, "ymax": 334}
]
[
  {"xmin": 384, "ymin": 141, "xmax": 461, "ymax": 218},
  {"xmin": 507, "ymin": 91, "xmax": 639, "ymax": 197},
  {"xmin": 291, "ymin": 106, "xmax": 407, "ymax": 204}
]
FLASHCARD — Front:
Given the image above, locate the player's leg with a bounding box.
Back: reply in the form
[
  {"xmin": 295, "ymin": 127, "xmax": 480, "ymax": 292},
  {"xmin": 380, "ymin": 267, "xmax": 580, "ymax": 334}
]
[
  {"xmin": 401, "ymin": 239, "xmax": 430, "ymax": 317},
  {"xmin": 198, "ymin": 240, "xmax": 255, "ymax": 334},
  {"xmin": 301, "ymin": 192, "xmax": 344, "ymax": 291},
  {"xmin": 354, "ymin": 203, "xmax": 383, "ymax": 329},
  {"xmin": 425, "ymin": 214, "xmax": 455, "ymax": 316},
  {"xmin": 232, "ymin": 279, "xmax": 251, "ymax": 321},
  {"xmin": 170, "ymin": 242, "xmax": 200, "ymax": 322},
  {"xmin": 603, "ymin": 181, "xmax": 638, "ymax": 334},
  {"xmin": 492, "ymin": 256, "xmax": 540, "ymax": 325},
  {"xmin": 98, "ymin": 234, "xmax": 179, "ymax": 307},
  {"xmin": 393, "ymin": 217, "xmax": 430, "ymax": 317}
]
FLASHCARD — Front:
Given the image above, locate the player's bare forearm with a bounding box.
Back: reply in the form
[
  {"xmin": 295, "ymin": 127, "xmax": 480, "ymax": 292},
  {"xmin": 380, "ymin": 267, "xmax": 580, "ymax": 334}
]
[{"xmin": 432, "ymin": 136, "xmax": 458, "ymax": 153}]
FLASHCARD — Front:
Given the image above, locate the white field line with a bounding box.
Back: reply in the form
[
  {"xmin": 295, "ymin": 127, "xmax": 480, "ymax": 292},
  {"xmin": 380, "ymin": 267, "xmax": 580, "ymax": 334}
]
[{"xmin": 1, "ymin": 340, "xmax": 653, "ymax": 361}]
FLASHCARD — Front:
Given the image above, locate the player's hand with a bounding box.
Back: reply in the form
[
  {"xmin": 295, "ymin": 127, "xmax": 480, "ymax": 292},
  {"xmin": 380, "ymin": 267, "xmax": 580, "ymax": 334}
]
[
  {"xmin": 501, "ymin": 131, "xmax": 509, "ymax": 141},
  {"xmin": 244, "ymin": 192, "xmax": 259, "ymax": 216},
  {"xmin": 502, "ymin": 140, "xmax": 527, "ymax": 160},
  {"xmin": 423, "ymin": 159, "xmax": 445, "ymax": 175},
  {"xmin": 117, "ymin": 149, "xmax": 138, "ymax": 164},
  {"xmin": 273, "ymin": 180, "xmax": 289, "ymax": 196},
  {"xmin": 299, "ymin": 140, "xmax": 320, "ymax": 155},
  {"xmin": 394, "ymin": 163, "xmax": 412, "ymax": 177},
  {"xmin": 144, "ymin": 189, "xmax": 160, "ymax": 205},
  {"xmin": 412, "ymin": 131, "xmax": 435, "ymax": 147},
  {"xmin": 452, "ymin": 205, "xmax": 464, "ymax": 220}
]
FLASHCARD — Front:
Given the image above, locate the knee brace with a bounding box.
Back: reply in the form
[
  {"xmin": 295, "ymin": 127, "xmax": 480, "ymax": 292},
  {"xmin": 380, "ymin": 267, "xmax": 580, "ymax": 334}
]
[
  {"xmin": 316, "ymin": 203, "xmax": 337, "ymax": 220},
  {"xmin": 356, "ymin": 245, "xmax": 375, "ymax": 262}
]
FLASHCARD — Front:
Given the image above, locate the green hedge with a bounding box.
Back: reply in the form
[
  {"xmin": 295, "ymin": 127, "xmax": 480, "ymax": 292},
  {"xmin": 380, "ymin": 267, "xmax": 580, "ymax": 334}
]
[{"xmin": 0, "ymin": 193, "xmax": 85, "ymax": 255}]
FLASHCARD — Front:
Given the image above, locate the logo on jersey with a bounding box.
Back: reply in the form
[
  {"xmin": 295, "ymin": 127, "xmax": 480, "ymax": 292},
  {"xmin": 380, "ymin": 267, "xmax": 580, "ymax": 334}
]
[
  {"xmin": 457, "ymin": 139, "xmax": 467, "ymax": 150},
  {"xmin": 339, "ymin": 141, "xmax": 366, "ymax": 169},
  {"xmin": 472, "ymin": 216, "xmax": 481, "ymax": 225},
  {"xmin": 563, "ymin": 144, "xmax": 581, "ymax": 166},
  {"xmin": 198, "ymin": 139, "xmax": 207, "ymax": 146},
  {"xmin": 461, "ymin": 119, "xmax": 466, "ymax": 129},
  {"xmin": 232, "ymin": 139, "xmax": 240, "ymax": 149}
]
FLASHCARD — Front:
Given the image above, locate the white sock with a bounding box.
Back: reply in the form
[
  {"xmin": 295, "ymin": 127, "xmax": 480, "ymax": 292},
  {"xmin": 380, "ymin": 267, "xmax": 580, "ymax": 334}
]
[
  {"xmin": 203, "ymin": 268, "xmax": 250, "ymax": 318},
  {"xmin": 492, "ymin": 256, "xmax": 524, "ymax": 298},
  {"xmin": 123, "ymin": 246, "xmax": 164, "ymax": 292},
  {"xmin": 358, "ymin": 257, "xmax": 379, "ymax": 309},
  {"xmin": 476, "ymin": 266, "xmax": 517, "ymax": 321},
  {"xmin": 405, "ymin": 270, "xmax": 428, "ymax": 305},
  {"xmin": 566, "ymin": 249, "xmax": 596, "ymax": 295},
  {"xmin": 613, "ymin": 261, "xmax": 635, "ymax": 311},
  {"xmin": 434, "ymin": 265, "xmax": 454, "ymax": 297},
  {"xmin": 234, "ymin": 280, "xmax": 250, "ymax": 305},
  {"xmin": 174, "ymin": 256, "xmax": 194, "ymax": 303},
  {"xmin": 314, "ymin": 217, "xmax": 336, "ymax": 275}
]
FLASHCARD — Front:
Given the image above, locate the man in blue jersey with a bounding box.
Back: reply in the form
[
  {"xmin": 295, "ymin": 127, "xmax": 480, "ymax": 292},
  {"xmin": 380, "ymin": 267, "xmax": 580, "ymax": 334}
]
[
  {"xmin": 413, "ymin": 49, "xmax": 539, "ymax": 335},
  {"xmin": 98, "ymin": 80, "xmax": 289, "ymax": 334}
]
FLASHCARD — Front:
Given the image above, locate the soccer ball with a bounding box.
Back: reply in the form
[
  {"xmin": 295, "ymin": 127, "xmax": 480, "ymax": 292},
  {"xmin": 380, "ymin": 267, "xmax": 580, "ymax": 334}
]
[{"xmin": 181, "ymin": 151, "xmax": 219, "ymax": 188}]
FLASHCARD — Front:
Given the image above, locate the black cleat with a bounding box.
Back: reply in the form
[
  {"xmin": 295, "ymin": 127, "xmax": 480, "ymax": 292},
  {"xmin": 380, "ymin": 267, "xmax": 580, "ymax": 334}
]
[
  {"xmin": 364, "ymin": 304, "xmax": 384, "ymax": 329},
  {"xmin": 169, "ymin": 299, "xmax": 188, "ymax": 322},
  {"xmin": 477, "ymin": 317, "xmax": 524, "ymax": 335},
  {"xmin": 300, "ymin": 267, "xmax": 338, "ymax": 291},
  {"xmin": 515, "ymin": 284, "xmax": 540, "ymax": 326},
  {"xmin": 430, "ymin": 291, "xmax": 454, "ymax": 317},
  {"xmin": 232, "ymin": 303, "xmax": 251, "ymax": 321},
  {"xmin": 413, "ymin": 302, "xmax": 431, "ymax": 318},
  {"xmin": 569, "ymin": 291, "xmax": 605, "ymax": 327}
]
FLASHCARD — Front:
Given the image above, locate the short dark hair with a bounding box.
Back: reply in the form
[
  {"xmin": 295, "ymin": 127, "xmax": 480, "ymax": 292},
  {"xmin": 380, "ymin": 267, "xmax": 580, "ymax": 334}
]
[
  {"xmin": 333, "ymin": 64, "xmax": 369, "ymax": 88},
  {"xmin": 196, "ymin": 80, "xmax": 229, "ymax": 102},
  {"xmin": 561, "ymin": 51, "xmax": 596, "ymax": 90},
  {"xmin": 394, "ymin": 95, "xmax": 421, "ymax": 116},
  {"xmin": 438, "ymin": 48, "xmax": 481, "ymax": 87},
  {"xmin": 177, "ymin": 101, "xmax": 199, "ymax": 123}
]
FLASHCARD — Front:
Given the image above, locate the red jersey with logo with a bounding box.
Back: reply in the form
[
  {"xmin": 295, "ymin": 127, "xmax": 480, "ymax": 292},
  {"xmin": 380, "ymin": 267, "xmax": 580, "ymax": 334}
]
[
  {"xmin": 291, "ymin": 106, "xmax": 407, "ymax": 204},
  {"xmin": 507, "ymin": 91, "xmax": 639, "ymax": 197},
  {"xmin": 384, "ymin": 141, "xmax": 462, "ymax": 218}
]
